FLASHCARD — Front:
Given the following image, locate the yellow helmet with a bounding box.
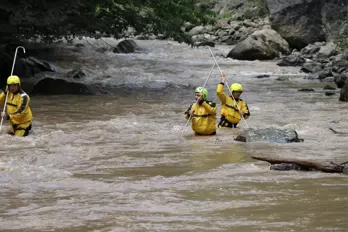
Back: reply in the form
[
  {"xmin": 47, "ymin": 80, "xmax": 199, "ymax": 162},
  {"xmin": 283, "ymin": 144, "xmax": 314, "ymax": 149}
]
[
  {"xmin": 230, "ymin": 83, "xmax": 243, "ymax": 92},
  {"xmin": 7, "ymin": 75, "xmax": 21, "ymax": 85}
]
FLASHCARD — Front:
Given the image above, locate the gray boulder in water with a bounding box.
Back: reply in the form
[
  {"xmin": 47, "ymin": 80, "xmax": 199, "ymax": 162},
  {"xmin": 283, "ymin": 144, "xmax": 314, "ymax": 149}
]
[
  {"xmin": 235, "ymin": 127, "xmax": 304, "ymax": 143},
  {"xmin": 113, "ymin": 39, "xmax": 143, "ymax": 54}
]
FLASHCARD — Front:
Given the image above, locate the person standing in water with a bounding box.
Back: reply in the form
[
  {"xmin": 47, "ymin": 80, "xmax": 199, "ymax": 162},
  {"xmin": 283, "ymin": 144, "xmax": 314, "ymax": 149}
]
[
  {"xmin": 0, "ymin": 75, "xmax": 33, "ymax": 136},
  {"xmin": 184, "ymin": 87, "xmax": 217, "ymax": 135},
  {"xmin": 216, "ymin": 74, "xmax": 250, "ymax": 128}
]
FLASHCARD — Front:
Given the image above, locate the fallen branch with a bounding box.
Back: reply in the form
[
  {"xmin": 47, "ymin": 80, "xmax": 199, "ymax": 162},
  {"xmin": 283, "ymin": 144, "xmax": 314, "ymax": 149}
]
[
  {"xmin": 251, "ymin": 156, "xmax": 345, "ymax": 173},
  {"xmin": 329, "ymin": 128, "xmax": 348, "ymax": 135}
]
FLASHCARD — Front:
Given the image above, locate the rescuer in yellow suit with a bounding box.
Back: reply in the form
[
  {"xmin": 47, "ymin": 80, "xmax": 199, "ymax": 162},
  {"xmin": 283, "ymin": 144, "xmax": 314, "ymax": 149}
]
[
  {"xmin": 184, "ymin": 87, "xmax": 217, "ymax": 135},
  {"xmin": 216, "ymin": 74, "xmax": 250, "ymax": 128},
  {"xmin": 0, "ymin": 75, "xmax": 33, "ymax": 136}
]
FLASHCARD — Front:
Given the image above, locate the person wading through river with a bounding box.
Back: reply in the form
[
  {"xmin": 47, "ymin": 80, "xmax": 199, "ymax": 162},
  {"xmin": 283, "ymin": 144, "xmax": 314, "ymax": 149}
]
[
  {"xmin": 216, "ymin": 73, "xmax": 250, "ymax": 128},
  {"xmin": 184, "ymin": 87, "xmax": 217, "ymax": 135},
  {"xmin": 0, "ymin": 75, "xmax": 33, "ymax": 136}
]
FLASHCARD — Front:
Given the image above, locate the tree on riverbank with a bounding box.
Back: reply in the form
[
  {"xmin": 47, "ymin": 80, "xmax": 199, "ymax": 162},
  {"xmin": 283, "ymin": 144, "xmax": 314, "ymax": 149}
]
[
  {"xmin": 337, "ymin": 8, "xmax": 348, "ymax": 50},
  {"xmin": 0, "ymin": 0, "xmax": 214, "ymax": 45}
]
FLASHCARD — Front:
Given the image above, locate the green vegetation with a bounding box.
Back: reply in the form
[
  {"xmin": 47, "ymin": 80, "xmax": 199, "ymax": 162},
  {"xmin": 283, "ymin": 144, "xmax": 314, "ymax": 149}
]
[
  {"xmin": 337, "ymin": 9, "xmax": 348, "ymax": 50},
  {"xmin": 215, "ymin": 0, "xmax": 268, "ymax": 21},
  {"xmin": 0, "ymin": 0, "xmax": 215, "ymax": 45},
  {"xmin": 244, "ymin": 0, "xmax": 268, "ymax": 19}
]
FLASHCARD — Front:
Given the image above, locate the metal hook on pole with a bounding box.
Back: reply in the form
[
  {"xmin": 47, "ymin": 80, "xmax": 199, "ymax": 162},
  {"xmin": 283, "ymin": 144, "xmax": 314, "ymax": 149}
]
[
  {"xmin": 11, "ymin": 46, "xmax": 26, "ymax": 75},
  {"xmin": 207, "ymin": 47, "xmax": 249, "ymax": 128},
  {"xmin": 0, "ymin": 46, "xmax": 26, "ymax": 131}
]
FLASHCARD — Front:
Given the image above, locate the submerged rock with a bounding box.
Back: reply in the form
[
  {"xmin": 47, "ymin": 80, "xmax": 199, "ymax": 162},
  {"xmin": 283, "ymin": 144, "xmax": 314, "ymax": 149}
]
[
  {"xmin": 270, "ymin": 163, "xmax": 314, "ymax": 171},
  {"xmin": 235, "ymin": 127, "xmax": 304, "ymax": 143}
]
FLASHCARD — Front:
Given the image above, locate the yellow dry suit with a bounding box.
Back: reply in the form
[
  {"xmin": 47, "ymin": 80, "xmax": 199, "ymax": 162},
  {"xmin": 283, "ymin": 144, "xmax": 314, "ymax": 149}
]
[
  {"xmin": 184, "ymin": 100, "xmax": 217, "ymax": 135},
  {"xmin": 216, "ymin": 83, "xmax": 250, "ymax": 128},
  {"xmin": 0, "ymin": 89, "xmax": 33, "ymax": 136}
]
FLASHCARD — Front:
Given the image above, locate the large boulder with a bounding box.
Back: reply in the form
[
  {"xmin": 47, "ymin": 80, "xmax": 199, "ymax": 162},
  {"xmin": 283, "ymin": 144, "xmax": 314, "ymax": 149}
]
[
  {"xmin": 31, "ymin": 78, "xmax": 94, "ymax": 95},
  {"xmin": 266, "ymin": 0, "xmax": 347, "ymax": 49},
  {"xmin": 266, "ymin": 0, "xmax": 325, "ymax": 49},
  {"xmin": 315, "ymin": 42, "xmax": 339, "ymax": 60},
  {"xmin": 227, "ymin": 28, "xmax": 289, "ymax": 60},
  {"xmin": 0, "ymin": 53, "xmax": 57, "ymax": 87}
]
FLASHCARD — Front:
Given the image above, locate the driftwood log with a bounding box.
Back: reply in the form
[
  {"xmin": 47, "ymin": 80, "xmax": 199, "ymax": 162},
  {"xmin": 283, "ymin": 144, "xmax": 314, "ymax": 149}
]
[
  {"xmin": 251, "ymin": 156, "xmax": 346, "ymax": 173},
  {"xmin": 329, "ymin": 128, "xmax": 348, "ymax": 135}
]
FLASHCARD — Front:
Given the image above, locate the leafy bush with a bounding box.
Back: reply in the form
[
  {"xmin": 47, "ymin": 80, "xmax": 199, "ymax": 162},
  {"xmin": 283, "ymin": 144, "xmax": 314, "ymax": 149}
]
[
  {"xmin": 337, "ymin": 10, "xmax": 348, "ymax": 50},
  {"xmin": 0, "ymin": 0, "xmax": 215, "ymax": 45}
]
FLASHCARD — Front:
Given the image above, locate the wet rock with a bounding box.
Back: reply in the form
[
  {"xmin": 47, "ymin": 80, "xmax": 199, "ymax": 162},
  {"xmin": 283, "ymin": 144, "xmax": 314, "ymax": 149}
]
[
  {"xmin": 23, "ymin": 57, "xmax": 57, "ymax": 73},
  {"xmin": 192, "ymin": 41, "xmax": 215, "ymax": 47},
  {"xmin": 301, "ymin": 61, "xmax": 323, "ymax": 73},
  {"xmin": 315, "ymin": 42, "xmax": 339, "ymax": 60},
  {"xmin": 270, "ymin": 163, "xmax": 314, "ymax": 171},
  {"xmin": 276, "ymin": 76, "xmax": 289, "ymax": 81},
  {"xmin": 187, "ymin": 26, "xmax": 206, "ymax": 37},
  {"xmin": 234, "ymin": 135, "xmax": 247, "ymax": 142},
  {"xmin": 183, "ymin": 22, "xmax": 196, "ymax": 32},
  {"xmin": 323, "ymin": 85, "xmax": 336, "ymax": 90},
  {"xmin": 339, "ymin": 78, "xmax": 348, "ymax": 102},
  {"xmin": 0, "ymin": 52, "xmax": 57, "ymax": 86},
  {"xmin": 303, "ymin": 73, "xmax": 317, "ymax": 80},
  {"xmin": 320, "ymin": 76, "xmax": 335, "ymax": 83},
  {"xmin": 113, "ymin": 39, "xmax": 143, "ymax": 54},
  {"xmin": 300, "ymin": 43, "xmax": 321, "ymax": 58},
  {"xmin": 334, "ymin": 72, "xmax": 348, "ymax": 89},
  {"xmin": 75, "ymin": 43, "xmax": 85, "ymax": 48},
  {"xmin": 277, "ymin": 54, "xmax": 305, "ymax": 66},
  {"xmin": 234, "ymin": 127, "xmax": 304, "ymax": 143},
  {"xmin": 298, "ymin": 88, "xmax": 314, "ymax": 92},
  {"xmin": 227, "ymin": 28, "xmax": 290, "ymax": 60},
  {"xmin": 325, "ymin": 92, "xmax": 335, "ymax": 96},
  {"xmin": 255, "ymin": 74, "xmax": 270, "ymax": 78},
  {"xmin": 31, "ymin": 78, "xmax": 94, "ymax": 95},
  {"xmin": 67, "ymin": 69, "xmax": 86, "ymax": 79},
  {"xmin": 317, "ymin": 68, "xmax": 332, "ymax": 80}
]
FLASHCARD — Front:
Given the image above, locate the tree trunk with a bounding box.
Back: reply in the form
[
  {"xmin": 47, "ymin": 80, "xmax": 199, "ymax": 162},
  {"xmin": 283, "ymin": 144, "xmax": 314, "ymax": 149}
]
[{"xmin": 251, "ymin": 156, "xmax": 345, "ymax": 173}]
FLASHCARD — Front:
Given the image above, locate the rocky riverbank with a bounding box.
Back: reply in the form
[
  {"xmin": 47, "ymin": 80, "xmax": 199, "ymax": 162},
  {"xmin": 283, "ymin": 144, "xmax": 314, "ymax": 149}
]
[
  {"xmin": 179, "ymin": 0, "xmax": 348, "ymax": 101},
  {"xmin": 0, "ymin": 0, "xmax": 347, "ymax": 101}
]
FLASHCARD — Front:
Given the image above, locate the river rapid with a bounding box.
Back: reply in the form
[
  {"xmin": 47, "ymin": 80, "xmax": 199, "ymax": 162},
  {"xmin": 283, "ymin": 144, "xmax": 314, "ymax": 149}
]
[{"xmin": 0, "ymin": 39, "xmax": 347, "ymax": 232}]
